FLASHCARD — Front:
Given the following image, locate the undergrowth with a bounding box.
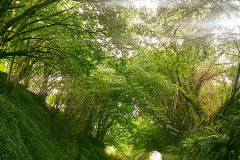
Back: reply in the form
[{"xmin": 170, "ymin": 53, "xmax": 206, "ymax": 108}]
[{"xmin": 0, "ymin": 80, "xmax": 111, "ymax": 159}]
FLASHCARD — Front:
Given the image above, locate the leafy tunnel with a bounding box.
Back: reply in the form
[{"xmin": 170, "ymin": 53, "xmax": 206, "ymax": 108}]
[{"xmin": 0, "ymin": 0, "xmax": 240, "ymax": 160}]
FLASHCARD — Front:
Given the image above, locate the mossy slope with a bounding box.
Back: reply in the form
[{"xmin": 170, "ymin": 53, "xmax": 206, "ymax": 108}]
[{"xmin": 0, "ymin": 85, "xmax": 70, "ymax": 160}]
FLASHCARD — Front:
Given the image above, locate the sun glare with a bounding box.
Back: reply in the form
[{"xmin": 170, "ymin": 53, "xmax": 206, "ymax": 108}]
[
  {"xmin": 219, "ymin": 18, "xmax": 240, "ymax": 33},
  {"xmin": 132, "ymin": 0, "xmax": 159, "ymax": 9}
]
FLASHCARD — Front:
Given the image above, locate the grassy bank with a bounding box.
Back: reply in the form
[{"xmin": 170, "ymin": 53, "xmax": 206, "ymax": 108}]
[{"xmin": 0, "ymin": 77, "xmax": 110, "ymax": 160}]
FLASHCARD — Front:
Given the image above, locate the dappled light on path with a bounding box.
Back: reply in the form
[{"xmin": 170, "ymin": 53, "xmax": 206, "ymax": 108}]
[{"xmin": 150, "ymin": 151, "xmax": 162, "ymax": 160}]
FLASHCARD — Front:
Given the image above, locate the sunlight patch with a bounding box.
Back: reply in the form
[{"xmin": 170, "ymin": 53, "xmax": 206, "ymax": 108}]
[
  {"xmin": 149, "ymin": 151, "xmax": 162, "ymax": 160},
  {"xmin": 105, "ymin": 146, "xmax": 117, "ymax": 155}
]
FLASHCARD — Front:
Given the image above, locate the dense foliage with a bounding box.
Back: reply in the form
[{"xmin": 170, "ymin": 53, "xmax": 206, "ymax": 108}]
[{"xmin": 1, "ymin": 0, "xmax": 240, "ymax": 160}]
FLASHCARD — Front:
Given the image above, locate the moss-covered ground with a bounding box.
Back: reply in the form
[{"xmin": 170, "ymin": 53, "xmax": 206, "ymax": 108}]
[{"xmin": 0, "ymin": 81, "xmax": 110, "ymax": 160}]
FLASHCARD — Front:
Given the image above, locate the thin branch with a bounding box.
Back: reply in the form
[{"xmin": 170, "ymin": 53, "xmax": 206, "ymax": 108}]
[{"xmin": 1, "ymin": 0, "xmax": 60, "ymax": 35}]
